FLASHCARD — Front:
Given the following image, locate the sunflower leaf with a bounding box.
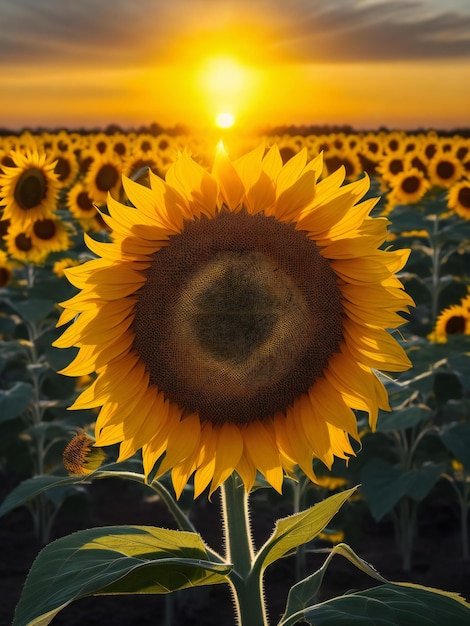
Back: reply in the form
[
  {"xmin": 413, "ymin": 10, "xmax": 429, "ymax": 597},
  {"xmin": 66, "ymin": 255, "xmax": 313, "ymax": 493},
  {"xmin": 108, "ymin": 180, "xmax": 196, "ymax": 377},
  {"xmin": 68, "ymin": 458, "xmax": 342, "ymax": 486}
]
[
  {"xmin": 13, "ymin": 299, "xmax": 56, "ymax": 324},
  {"xmin": 278, "ymin": 582, "xmax": 470, "ymax": 626},
  {"xmin": 0, "ymin": 475, "xmax": 88, "ymax": 518},
  {"xmin": 13, "ymin": 526, "xmax": 232, "ymax": 626},
  {"xmin": 439, "ymin": 421, "xmax": 470, "ymax": 470},
  {"xmin": 282, "ymin": 542, "xmax": 387, "ymax": 621},
  {"xmin": 256, "ymin": 487, "xmax": 357, "ymax": 572},
  {"xmin": 360, "ymin": 459, "xmax": 444, "ymax": 521},
  {"xmin": 0, "ymin": 381, "xmax": 34, "ymax": 423},
  {"xmin": 376, "ymin": 405, "xmax": 433, "ymax": 432}
]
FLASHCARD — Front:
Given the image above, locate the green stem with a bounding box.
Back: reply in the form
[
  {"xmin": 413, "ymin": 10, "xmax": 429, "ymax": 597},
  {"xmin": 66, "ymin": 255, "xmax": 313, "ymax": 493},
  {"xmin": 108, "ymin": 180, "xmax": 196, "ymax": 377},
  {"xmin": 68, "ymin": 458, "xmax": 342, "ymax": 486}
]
[
  {"xmin": 221, "ymin": 474, "xmax": 269, "ymax": 626},
  {"xmin": 293, "ymin": 478, "xmax": 307, "ymax": 582},
  {"xmin": 430, "ymin": 215, "xmax": 441, "ymax": 326},
  {"xmin": 461, "ymin": 483, "xmax": 469, "ymax": 561}
]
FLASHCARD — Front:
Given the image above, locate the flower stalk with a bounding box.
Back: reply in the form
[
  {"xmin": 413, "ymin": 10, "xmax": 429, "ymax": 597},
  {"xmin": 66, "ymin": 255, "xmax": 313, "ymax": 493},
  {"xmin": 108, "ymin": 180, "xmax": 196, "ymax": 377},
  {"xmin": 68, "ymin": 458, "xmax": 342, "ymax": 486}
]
[{"xmin": 221, "ymin": 474, "xmax": 269, "ymax": 626}]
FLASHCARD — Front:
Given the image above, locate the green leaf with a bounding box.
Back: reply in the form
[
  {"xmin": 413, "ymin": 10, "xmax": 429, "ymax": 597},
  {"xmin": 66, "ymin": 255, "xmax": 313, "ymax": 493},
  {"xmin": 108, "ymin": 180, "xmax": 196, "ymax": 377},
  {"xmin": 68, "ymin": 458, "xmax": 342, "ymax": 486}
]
[
  {"xmin": 0, "ymin": 381, "xmax": 34, "ymax": 422},
  {"xmin": 256, "ymin": 487, "xmax": 357, "ymax": 571},
  {"xmin": 279, "ymin": 582, "xmax": 470, "ymax": 626},
  {"xmin": 282, "ymin": 543, "xmax": 387, "ymax": 621},
  {"xmin": 13, "ymin": 526, "xmax": 231, "ymax": 626},
  {"xmin": 376, "ymin": 405, "xmax": 433, "ymax": 432},
  {"xmin": 386, "ymin": 205, "xmax": 431, "ymax": 235},
  {"xmin": 0, "ymin": 468, "xmax": 146, "ymax": 519},
  {"xmin": 439, "ymin": 422, "xmax": 470, "ymax": 470},
  {"xmin": 360, "ymin": 459, "xmax": 444, "ymax": 521},
  {"xmin": 14, "ymin": 299, "xmax": 56, "ymax": 324},
  {"xmin": 447, "ymin": 353, "xmax": 470, "ymax": 392},
  {"xmin": 0, "ymin": 475, "xmax": 86, "ymax": 518}
]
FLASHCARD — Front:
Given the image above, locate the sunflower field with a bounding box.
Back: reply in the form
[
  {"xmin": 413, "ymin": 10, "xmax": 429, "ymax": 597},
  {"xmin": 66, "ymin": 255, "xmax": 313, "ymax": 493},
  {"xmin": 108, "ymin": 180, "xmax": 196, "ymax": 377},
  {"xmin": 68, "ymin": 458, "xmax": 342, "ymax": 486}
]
[{"xmin": 0, "ymin": 126, "xmax": 470, "ymax": 626}]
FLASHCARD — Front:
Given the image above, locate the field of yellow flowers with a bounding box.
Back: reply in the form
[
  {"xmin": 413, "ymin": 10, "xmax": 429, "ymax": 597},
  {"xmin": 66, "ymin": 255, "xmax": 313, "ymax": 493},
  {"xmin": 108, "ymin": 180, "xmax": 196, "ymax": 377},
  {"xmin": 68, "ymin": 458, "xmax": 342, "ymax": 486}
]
[{"xmin": 0, "ymin": 126, "xmax": 469, "ymax": 625}]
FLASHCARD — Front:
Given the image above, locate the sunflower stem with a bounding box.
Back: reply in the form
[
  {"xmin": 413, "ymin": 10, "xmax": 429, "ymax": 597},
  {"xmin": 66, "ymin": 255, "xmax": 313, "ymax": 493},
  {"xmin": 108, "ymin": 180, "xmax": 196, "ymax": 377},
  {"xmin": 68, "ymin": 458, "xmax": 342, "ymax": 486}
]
[{"xmin": 221, "ymin": 474, "xmax": 269, "ymax": 626}]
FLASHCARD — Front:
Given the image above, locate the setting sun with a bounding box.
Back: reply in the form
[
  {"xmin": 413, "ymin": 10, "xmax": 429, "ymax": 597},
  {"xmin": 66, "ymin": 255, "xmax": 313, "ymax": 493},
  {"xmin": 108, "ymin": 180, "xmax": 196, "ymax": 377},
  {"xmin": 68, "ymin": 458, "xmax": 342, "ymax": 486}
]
[
  {"xmin": 193, "ymin": 56, "xmax": 259, "ymax": 128},
  {"xmin": 215, "ymin": 111, "xmax": 235, "ymax": 128}
]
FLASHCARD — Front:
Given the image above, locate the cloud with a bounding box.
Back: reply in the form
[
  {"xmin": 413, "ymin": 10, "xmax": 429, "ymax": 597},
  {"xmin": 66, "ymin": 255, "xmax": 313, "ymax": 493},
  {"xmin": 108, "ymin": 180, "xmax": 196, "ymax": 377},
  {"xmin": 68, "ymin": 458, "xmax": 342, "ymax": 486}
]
[
  {"xmin": 277, "ymin": 1, "xmax": 470, "ymax": 62},
  {"xmin": 0, "ymin": 0, "xmax": 470, "ymax": 69}
]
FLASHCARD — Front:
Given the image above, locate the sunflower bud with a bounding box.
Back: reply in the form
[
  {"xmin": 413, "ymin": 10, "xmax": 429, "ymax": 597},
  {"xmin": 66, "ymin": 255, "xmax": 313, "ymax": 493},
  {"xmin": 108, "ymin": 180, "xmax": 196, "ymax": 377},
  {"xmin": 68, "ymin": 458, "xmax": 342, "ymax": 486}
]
[{"xmin": 63, "ymin": 433, "xmax": 106, "ymax": 475}]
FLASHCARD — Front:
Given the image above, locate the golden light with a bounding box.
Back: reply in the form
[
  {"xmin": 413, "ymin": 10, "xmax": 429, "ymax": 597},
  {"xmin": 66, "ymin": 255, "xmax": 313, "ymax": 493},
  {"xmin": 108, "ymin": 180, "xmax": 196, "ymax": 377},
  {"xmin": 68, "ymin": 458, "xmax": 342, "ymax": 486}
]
[
  {"xmin": 195, "ymin": 55, "xmax": 258, "ymax": 127},
  {"xmin": 216, "ymin": 112, "xmax": 235, "ymax": 128},
  {"xmin": 200, "ymin": 57, "xmax": 246, "ymax": 97}
]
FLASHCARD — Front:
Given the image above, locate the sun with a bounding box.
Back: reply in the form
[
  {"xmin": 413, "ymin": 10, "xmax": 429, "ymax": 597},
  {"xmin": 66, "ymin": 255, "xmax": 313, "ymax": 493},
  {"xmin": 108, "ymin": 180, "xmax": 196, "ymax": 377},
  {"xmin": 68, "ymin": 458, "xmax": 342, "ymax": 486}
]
[
  {"xmin": 215, "ymin": 112, "xmax": 235, "ymax": 129},
  {"xmin": 195, "ymin": 56, "xmax": 256, "ymax": 127}
]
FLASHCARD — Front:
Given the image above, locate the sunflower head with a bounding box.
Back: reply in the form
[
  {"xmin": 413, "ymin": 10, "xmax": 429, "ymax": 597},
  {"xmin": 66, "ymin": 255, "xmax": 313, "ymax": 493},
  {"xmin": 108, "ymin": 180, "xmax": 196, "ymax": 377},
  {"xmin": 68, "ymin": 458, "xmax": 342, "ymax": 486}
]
[
  {"xmin": 54, "ymin": 143, "xmax": 413, "ymax": 498},
  {"xmin": 0, "ymin": 149, "xmax": 60, "ymax": 225},
  {"xmin": 448, "ymin": 178, "xmax": 470, "ymax": 220}
]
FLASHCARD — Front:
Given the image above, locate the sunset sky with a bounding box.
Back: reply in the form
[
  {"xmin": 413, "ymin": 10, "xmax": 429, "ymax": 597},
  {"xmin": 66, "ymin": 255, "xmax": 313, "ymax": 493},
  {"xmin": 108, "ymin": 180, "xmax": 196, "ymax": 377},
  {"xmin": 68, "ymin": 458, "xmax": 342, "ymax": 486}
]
[{"xmin": 1, "ymin": 0, "xmax": 470, "ymax": 132}]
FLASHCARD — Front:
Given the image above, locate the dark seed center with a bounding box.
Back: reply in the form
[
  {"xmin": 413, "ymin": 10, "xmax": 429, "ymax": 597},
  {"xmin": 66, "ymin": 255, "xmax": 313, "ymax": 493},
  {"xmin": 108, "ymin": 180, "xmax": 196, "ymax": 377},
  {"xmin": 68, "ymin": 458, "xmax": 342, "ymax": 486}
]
[
  {"xmin": 33, "ymin": 219, "xmax": 56, "ymax": 240},
  {"xmin": 445, "ymin": 315, "xmax": 466, "ymax": 334},
  {"xmin": 14, "ymin": 168, "xmax": 47, "ymax": 210},
  {"xmin": 457, "ymin": 187, "xmax": 470, "ymax": 209},
  {"xmin": 95, "ymin": 164, "xmax": 119, "ymax": 192},
  {"xmin": 132, "ymin": 208, "xmax": 344, "ymax": 425},
  {"xmin": 402, "ymin": 175, "xmax": 420, "ymax": 194},
  {"xmin": 436, "ymin": 161, "xmax": 455, "ymax": 180},
  {"xmin": 77, "ymin": 191, "xmax": 95, "ymax": 212},
  {"xmin": 15, "ymin": 233, "xmax": 33, "ymax": 252}
]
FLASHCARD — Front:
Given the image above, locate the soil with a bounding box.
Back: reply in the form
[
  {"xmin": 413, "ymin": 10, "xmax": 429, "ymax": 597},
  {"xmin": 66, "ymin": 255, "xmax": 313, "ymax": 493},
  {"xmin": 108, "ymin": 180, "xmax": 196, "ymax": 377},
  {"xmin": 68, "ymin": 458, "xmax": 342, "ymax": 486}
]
[{"xmin": 1, "ymin": 471, "xmax": 469, "ymax": 626}]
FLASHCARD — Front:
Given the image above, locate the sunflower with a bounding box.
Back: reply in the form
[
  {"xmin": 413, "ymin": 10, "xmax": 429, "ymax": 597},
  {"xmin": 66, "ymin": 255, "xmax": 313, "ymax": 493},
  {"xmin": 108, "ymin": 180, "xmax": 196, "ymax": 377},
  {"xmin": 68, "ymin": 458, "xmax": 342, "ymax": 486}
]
[
  {"xmin": 447, "ymin": 178, "xmax": 470, "ymax": 220},
  {"xmin": 389, "ymin": 167, "xmax": 430, "ymax": 205},
  {"xmin": 360, "ymin": 132, "xmax": 384, "ymax": 163},
  {"xmin": 376, "ymin": 153, "xmax": 406, "ymax": 184},
  {"xmin": 429, "ymin": 303, "xmax": 470, "ymax": 342},
  {"xmin": 110, "ymin": 133, "xmax": 131, "ymax": 159},
  {"xmin": 123, "ymin": 152, "xmax": 165, "ymax": 181},
  {"xmin": 50, "ymin": 147, "xmax": 80, "ymax": 188},
  {"xmin": 323, "ymin": 148, "xmax": 362, "ymax": 181},
  {"xmin": 30, "ymin": 216, "xmax": 72, "ymax": 255},
  {"xmin": 0, "ymin": 149, "xmax": 60, "ymax": 226},
  {"xmin": 85, "ymin": 151, "xmax": 123, "ymax": 205},
  {"xmin": 3, "ymin": 221, "xmax": 48, "ymax": 264},
  {"xmin": 428, "ymin": 150, "xmax": 463, "ymax": 188},
  {"xmin": 66, "ymin": 182, "xmax": 98, "ymax": 220},
  {"xmin": 54, "ymin": 144, "xmax": 413, "ymax": 498}
]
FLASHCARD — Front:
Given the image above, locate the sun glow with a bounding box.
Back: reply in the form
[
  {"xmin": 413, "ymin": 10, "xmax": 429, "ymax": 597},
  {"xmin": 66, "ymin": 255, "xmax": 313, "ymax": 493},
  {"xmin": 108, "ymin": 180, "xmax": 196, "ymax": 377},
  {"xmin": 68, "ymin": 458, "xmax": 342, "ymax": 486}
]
[
  {"xmin": 196, "ymin": 56, "xmax": 257, "ymax": 127},
  {"xmin": 215, "ymin": 112, "xmax": 235, "ymax": 128}
]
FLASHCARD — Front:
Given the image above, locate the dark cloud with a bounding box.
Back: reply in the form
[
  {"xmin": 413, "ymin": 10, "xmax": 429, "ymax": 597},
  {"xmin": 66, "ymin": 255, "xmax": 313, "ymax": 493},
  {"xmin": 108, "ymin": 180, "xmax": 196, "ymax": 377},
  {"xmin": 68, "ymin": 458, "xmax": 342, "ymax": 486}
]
[
  {"xmin": 0, "ymin": 0, "xmax": 469, "ymax": 68},
  {"xmin": 276, "ymin": 1, "xmax": 470, "ymax": 62}
]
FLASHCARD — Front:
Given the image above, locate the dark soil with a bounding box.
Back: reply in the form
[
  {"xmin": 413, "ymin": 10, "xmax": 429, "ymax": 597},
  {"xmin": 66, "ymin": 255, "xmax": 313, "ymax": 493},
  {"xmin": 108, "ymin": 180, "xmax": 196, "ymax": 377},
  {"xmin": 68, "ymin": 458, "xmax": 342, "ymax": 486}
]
[{"xmin": 1, "ymin": 471, "xmax": 469, "ymax": 626}]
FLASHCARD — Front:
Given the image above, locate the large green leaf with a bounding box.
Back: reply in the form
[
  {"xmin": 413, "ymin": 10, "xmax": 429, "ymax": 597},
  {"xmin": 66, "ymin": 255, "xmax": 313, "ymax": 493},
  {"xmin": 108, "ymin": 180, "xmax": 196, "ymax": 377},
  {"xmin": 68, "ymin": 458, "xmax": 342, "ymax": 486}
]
[
  {"xmin": 279, "ymin": 582, "xmax": 470, "ymax": 626},
  {"xmin": 360, "ymin": 459, "xmax": 444, "ymax": 521},
  {"xmin": 256, "ymin": 487, "xmax": 357, "ymax": 571},
  {"xmin": 447, "ymin": 353, "xmax": 470, "ymax": 392},
  {"xmin": 376, "ymin": 405, "xmax": 433, "ymax": 433},
  {"xmin": 0, "ymin": 381, "xmax": 34, "ymax": 422},
  {"xmin": 13, "ymin": 299, "xmax": 56, "ymax": 324},
  {"xmin": 282, "ymin": 543, "xmax": 387, "ymax": 621},
  {"xmin": 13, "ymin": 526, "xmax": 231, "ymax": 626},
  {"xmin": 439, "ymin": 422, "xmax": 470, "ymax": 470}
]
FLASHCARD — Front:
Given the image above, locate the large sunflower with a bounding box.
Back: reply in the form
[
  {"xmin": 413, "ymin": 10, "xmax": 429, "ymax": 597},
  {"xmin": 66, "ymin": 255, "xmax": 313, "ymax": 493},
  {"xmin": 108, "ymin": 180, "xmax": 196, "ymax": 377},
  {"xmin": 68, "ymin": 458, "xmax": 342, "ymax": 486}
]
[{"xmin": 54, "ymin": 144, "xmax": 413, "ymax": 498}]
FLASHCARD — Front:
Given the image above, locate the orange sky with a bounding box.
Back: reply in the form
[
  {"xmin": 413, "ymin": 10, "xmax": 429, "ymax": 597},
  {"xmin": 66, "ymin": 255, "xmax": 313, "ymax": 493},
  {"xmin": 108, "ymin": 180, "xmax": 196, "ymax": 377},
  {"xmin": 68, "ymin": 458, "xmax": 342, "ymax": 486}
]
[{"xmin": 1, "ymin": 0, "xmax": 470, "ymax": 132}]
